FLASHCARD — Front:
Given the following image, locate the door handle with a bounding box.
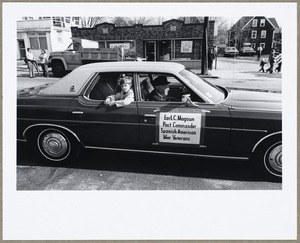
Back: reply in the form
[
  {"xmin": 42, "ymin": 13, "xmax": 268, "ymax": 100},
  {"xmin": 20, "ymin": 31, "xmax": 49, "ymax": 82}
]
[
  {"xmin": 72, "ymin": 111, "xmax": 84, "ymax": 115},
  {"xmin": 144, "ymin": 114, "xmax": 156, "ymax": 118}
]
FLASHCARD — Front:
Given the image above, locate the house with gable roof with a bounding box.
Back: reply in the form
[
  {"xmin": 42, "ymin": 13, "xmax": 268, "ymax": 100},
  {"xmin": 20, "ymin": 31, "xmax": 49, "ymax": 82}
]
[{"xmin": 228, "ymin": 16, "xmax": 281, "ymax": 54}]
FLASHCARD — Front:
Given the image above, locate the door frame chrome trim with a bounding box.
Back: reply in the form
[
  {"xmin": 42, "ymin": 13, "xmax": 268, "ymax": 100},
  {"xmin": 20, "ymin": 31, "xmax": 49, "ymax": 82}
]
[
  {"xmin": 85, "ymin": 146, "xmax": 249, "ymax": 161},
  {"xmin": 231, "ymin": 128, "xmax": 268, "ymax": 133}
]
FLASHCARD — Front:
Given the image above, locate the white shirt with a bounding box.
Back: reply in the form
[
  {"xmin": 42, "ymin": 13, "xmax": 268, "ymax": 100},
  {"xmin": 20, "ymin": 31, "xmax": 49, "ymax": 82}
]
[{"xmin": 26, "ymin": 52, "xmax": 34, "ymax": 61}]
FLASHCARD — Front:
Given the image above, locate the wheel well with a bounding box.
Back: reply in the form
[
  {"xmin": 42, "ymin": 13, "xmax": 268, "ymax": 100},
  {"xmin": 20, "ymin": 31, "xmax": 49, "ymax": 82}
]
[
  {"xmin": 252, "ymin": 132, "xmax": 282, "ymax": 155},
  {"xmin": 51, "ymin": 59, "xmax": 65, "ymax": 67},
  {"xmin": 24, "ymin": 125, "xmax": 82, "ymax": 147}
]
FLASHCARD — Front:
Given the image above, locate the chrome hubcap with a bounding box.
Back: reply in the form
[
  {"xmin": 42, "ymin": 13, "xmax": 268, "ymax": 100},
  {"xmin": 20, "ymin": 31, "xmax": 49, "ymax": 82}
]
[
  {"xmin": 267, "ymin": 144, "xmax": 282, "ymax": 173},
  {"xmin": 41, "ymin": 132, "xmax": 68, "ymax": 158}
]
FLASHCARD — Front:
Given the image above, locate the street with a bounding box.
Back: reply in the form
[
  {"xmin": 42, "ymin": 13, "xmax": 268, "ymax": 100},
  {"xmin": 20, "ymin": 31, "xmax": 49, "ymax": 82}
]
[
  {"xmin": 17, "ymin": 143, "xmax": 281, "ymax": 190},
  {"xmin": 16, "ymin": 56, "xmax": 282, "ymax": 190}
]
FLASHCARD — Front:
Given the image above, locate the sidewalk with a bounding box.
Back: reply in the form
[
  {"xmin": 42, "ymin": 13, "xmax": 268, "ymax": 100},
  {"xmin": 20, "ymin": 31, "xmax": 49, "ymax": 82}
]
[
  {"xmin": 17, "ymin": 57, "xmax": 282, "ymax": 93},
  {"xmin": 192, "ymin": 55, "xmax": 282, "ymax": 93}
]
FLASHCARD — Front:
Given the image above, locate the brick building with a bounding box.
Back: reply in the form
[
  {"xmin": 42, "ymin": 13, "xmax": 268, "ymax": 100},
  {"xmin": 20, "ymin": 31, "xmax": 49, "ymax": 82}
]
[{"xmin": 71, "ymin": 19, "xmax": 215, "ymax": 69}]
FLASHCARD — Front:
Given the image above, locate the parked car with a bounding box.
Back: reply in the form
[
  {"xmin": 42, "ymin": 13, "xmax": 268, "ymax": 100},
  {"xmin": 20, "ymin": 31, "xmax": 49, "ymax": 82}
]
[
  {"xmin": 17, "ymin": 62, "xmax": 282, "ymax": 179},
  {"xmin": 224, "ymin": 47, "xmax": 239, "ymax": 57},
  {"xmin": 239, "ymin": 46, "xmax": 256, "ymax": 56}
]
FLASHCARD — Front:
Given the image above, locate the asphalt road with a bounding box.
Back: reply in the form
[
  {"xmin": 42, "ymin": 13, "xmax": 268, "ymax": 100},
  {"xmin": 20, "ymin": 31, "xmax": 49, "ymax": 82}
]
[
  {"xmin": 16, "ymin": 57, "xmax": 282, "ymax": 190},
  {"xmin": 17, "ymin": 143, "xmax": 281, "ymax": 190}
]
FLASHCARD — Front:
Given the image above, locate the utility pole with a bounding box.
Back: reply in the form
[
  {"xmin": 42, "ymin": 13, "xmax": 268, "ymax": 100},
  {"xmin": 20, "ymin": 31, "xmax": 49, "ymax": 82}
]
[{"xmin": 201, "ymin": 17, "xmax": 208, "ymax": 75}]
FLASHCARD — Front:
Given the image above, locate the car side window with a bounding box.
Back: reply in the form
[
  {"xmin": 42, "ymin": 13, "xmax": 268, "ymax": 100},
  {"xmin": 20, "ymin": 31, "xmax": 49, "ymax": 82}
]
[
  {"xmin": 87, "ymin": 72, "xmax": 134, "ymax": 101},
  {"xmin": 138, "ymin": 73, "xmax": 203, "ymax": 103}
]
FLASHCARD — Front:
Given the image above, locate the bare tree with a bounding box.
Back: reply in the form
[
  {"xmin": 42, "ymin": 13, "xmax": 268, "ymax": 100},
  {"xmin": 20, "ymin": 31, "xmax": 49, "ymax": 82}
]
[
  {"xmin": 112, "ymin": 17, "xmax": 156, "ymax": 26},
  {"xmin": 210, "ymin": 16, "xmax": 229, "ymax": 30},
  {"xmin": 81, "ymin": 17, "xmax": 106, "ymax": 28}
]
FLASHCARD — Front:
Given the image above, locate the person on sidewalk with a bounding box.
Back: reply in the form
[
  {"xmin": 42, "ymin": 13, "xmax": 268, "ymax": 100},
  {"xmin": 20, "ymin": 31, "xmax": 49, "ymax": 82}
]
[
  {"xmin": 258, "ymin": 58, "xmax": 267, "ymax": 72},
  {"xmin": 39, "ymin": 49, "xmax": 49, "ymax": 77},
  {"xmin": 266, "ymin": 49, "xmax": 276, "ymax": 74},
  {"xmin": 208, "ymin": 48, "xmax": 215, "ymax": 70},
  {"xmin": 25, "ymin": 48, "xmax": 36, "ymax": 78},
  {"xmin": 256, "ymin": 46, "xmax": 263, "ymax": 60}
]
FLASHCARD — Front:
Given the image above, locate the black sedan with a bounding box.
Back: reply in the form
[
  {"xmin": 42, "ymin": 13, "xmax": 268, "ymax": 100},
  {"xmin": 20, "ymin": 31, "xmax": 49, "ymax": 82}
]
[{"xmin": 17, "ymin": 62, "xmax": 282, "ymax": 179}]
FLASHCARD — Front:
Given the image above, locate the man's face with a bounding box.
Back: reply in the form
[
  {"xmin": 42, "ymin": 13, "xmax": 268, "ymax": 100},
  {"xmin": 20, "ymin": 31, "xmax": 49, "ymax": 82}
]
[{"xmin": 163, "ymin": 85, "xmax": 170, "ymax": 96}]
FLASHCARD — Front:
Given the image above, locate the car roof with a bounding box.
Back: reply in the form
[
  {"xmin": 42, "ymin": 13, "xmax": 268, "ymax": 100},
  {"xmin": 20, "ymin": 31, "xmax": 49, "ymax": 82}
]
[{"xmin": 40, "ymin": 61, "xmax": 186, "ymax": 96}]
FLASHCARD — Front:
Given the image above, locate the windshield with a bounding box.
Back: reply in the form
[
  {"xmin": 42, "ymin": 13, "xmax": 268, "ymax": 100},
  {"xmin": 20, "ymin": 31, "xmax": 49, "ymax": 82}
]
[{"xmin": 179, "ymin": 69, "xmax": 226, "ymax": 103}]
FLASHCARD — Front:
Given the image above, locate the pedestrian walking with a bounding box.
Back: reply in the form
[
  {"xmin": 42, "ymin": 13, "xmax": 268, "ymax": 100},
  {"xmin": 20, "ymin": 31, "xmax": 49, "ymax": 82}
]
[
  {"xmin": 266, "ymin": 49, "xmax": 276, "ymax": 74},
  {"xmin": 39, "ymin": 49, "xmax": 49, "ymax": 77},
  {"xmin": 256, "ymin": 46, "xmax": 263, "ymax": 60},
  {"xmin": 25, "ymin": 48, "xmax": 36, "ymax": 78},
  {"xmin": 258, "ymin": 58, "xmax": 267, "ymax": 72},
  {"xmin": 208, "ymin": 48, "xmax": 215, "ymax": 70},
  {"xmin": 275, "ymin": 52, "xmax": 282, "ymax": 73}
]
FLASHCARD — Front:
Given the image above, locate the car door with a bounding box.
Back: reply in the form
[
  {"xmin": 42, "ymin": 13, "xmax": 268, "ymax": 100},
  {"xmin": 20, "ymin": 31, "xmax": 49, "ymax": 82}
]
[
  {"xmin": 67, "ymin": 72, "xmax": 139, "ymax": 149},
  {"xmin": 136, "ymin": 72, "xmax": 231, "ymax": 156}
]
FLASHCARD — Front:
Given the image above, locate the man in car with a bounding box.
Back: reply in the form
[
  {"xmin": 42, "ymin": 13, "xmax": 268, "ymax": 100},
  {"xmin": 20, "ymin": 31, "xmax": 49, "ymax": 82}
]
[{"xmin": 147, "ymin": 76, "xmax": 170, "ymax": 101}]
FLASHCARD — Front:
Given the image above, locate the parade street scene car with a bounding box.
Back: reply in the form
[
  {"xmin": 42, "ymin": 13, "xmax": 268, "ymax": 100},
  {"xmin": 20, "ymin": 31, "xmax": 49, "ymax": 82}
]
[
  {"xmin": 17, "ymin": 62, "xmax": 282, "ymax": 179},
  {"xmin": 224, "ymin": 47, "xmax": 239, "ymax": 57},
  {"xmin": 239, "ymin": 46, "xmax": 256, "ymax": 56}
]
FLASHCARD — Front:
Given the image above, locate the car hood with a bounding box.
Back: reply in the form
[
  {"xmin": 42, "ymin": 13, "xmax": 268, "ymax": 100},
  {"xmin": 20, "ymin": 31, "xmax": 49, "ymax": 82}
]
[
  {"xmin": 17, "ymin": 83, "xmax": 53, "ymax": 97},
  {"xmin": 222, "ymin": 89, "xmax": 281, "ymax": 111}
]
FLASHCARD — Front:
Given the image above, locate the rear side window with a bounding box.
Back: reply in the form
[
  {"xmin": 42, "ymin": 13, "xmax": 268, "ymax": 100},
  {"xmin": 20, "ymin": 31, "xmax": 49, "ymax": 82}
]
[{"xmin": 86, "ymin": 72, "xmax": 134, "ymax": 100}]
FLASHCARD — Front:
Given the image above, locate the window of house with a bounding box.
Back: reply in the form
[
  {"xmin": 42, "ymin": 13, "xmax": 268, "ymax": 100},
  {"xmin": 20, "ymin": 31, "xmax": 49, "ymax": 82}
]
[
  {"xmin": 252, "ymin": 19, "xmax": 258, "ymax": 27},
  {"xmin": 170, "ymin": 26, "xmax": 177, "ymax": 31},
  {"xmin": 260, "ymin": 19, "xmax": 265, "ymax": 27},
  {"xmin": 57, "ymin": 31, "xmax": 63, "ymax": 43},
  {"xmin": 251, "ymin": 30, "xmax": 257, "ymax": 39},
  {"xmin": 65, "ymin": 17, "xmax": 71, "ymax": 23},
  {"xmin": 52, "ymin": 17, "xmax": 65, "ymax": 27},
  {"xmin": 72, "ymin": 17, "xmax": 80, "ymax": 25},
  {"xmin": 22, "ymin": 17, "xmax": 34, "ymax": 20},
  {"xmin": 103, "ymin": 28, "xmax": 108, "ymax": 34},
  {"xmin": 29, "ymin": 33, "xmax": 48, "ymax": 50},
  {"xmin": 261, "ymin": 30, "xmax": 267, "ymax": 38}
]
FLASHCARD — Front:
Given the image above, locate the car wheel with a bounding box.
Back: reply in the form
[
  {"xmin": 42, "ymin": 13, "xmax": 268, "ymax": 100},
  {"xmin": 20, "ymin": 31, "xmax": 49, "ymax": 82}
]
[
  {"xmin": 263, "ymin": 142, "xmax": 282, "ymax": 177},
  {"xmin": 254, "ymin": 141, "xmax": 282, "ymax": 180},
  {"xmin": 37, "ymin": 128, "xmax": 81, "ymax": 163},
  {"xmin": 52, "ymin": 63, "xmax": 65, "ymax": 77}
]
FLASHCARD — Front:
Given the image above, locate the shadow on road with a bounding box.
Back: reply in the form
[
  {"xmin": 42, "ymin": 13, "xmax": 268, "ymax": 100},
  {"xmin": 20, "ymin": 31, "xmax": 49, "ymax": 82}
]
[{"xmin": 17, "ymin": 143, "xmax": 281, "ymax": 183}]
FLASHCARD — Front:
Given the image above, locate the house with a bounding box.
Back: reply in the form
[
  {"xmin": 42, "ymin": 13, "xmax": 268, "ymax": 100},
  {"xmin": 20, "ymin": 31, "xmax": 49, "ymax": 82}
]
[
  {"xmin": 228, "ymin": 16, "xmax": 281, "ymax": 54},
  {"xmin": 17, "ymin": 17, "xmax": 82, "ymax": 60}
]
